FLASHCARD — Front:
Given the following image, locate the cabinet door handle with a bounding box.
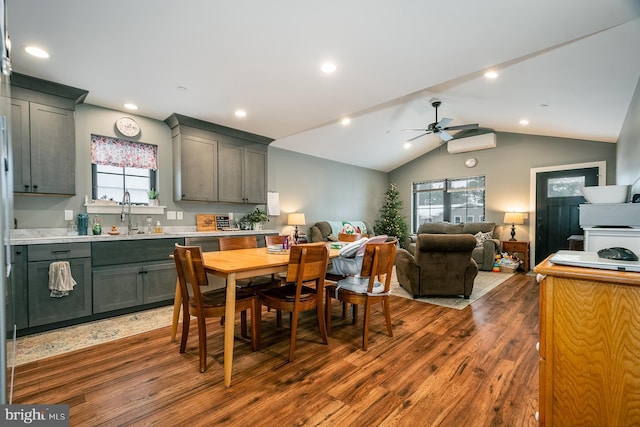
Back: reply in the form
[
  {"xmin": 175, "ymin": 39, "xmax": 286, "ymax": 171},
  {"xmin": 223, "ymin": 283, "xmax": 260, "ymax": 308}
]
[
  {"xmin": 51, "ymin": 250, "xmax": 71, "ymax": 255},
  {"xmin": 32, "ymin": 184, "xmax": 38, "ymax": 190},
  {"xmin": 24, "ymin": 185, "xmax": 30, "ymax": 190}
]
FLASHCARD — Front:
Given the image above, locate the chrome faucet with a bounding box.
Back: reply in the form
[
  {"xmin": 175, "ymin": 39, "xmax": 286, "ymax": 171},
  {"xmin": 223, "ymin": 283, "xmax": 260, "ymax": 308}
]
[{"xmin": 121, "ymin": 191, "xmax": 133, "ymax": 234}]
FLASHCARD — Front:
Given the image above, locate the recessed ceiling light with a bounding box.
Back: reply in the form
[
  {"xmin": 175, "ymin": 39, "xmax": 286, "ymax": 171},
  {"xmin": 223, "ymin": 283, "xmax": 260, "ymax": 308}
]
[
  {"xmin": 404, "ymin": 142, "xmax": 412, "ymax": 149},
  {"xmin": 519, "ymin": 119, "xmax": 529, "ymax": 125},
  {"xmin": 321, "ymin": 62, "xmax": 337, "ymax": 73},
  {"xmin": 235, "ymin": 110, "xmax": 247, "ymax": 118},
  {"xmin": 484, "ymin": 70, "xmax": 498, "ymax": 79},
  {"xmin": 124, "ymin": 103, "xmax": 138, "ymax": 110},
  {"xmin": 341, "ymin": 117, "xmax": 351, "ymax": 125},
  {"xmin": 25, "ymin": 46, "xmax": 49, "ymax": 59}
]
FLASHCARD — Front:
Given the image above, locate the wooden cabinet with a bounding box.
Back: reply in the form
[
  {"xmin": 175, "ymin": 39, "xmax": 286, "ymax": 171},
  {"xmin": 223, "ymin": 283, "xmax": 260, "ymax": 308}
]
[
  {"xmin": 166, "ymin": 113, "xmax": 272, "ymax": 203},
  {"xmin": 27, "ymin": 243, "xmax": 92, "ymax": 327},
  {"xmin": 6, "ymin": 246, "xmax": 28, "ymax": 332},
  {"xmin": 10, "ymin": 73, "xmax": 87, "ymax": 195},
  {"xmin": 501, "ymin": 240, "xmax": 530, "ymax": 271},
  {"xmin": 92, "ymin": 261, "xmax": 176, "ymax": 313},
  {"xmin": 172, "ymin": 133, "xmax": 218, "ymax": 202},
  {"xmin": 218, "ymin": 143, "xmax": 267, "ymax": 203},
  {"xmin": 91, "ymin": 238, "xmax": 183, "ymax": 314},
  {"xmin": 534, "ymin": 257, "xmax": 640, "ymax": 426}
]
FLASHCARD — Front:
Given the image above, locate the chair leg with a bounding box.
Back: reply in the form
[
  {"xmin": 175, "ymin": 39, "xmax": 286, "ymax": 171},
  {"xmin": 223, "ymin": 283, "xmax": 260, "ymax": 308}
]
[
  {"xmin": 251, "ymin": 299, "xmax": 260, "ymax": 351},
  {"xmin": 352, "ymin": 304, "xmax": 358, "ymax": 324},
  {"xmin": 179, "ymin": 311, "xmax": 190, "ymax": 354},
  {"xmin": 325, "ymin": 293, "xmax": 332, "ymax": 334},
  {"xmin": 241, "ymin": 310, "xmax": 248, "ymax": 338},
  {"xmin": 317, "ymin": 299, "xmax": 328, "ymax": 344},
  {"xmin": 197, "ymin": 315, "xmax": 208, "ymax": 373},
  {"xmin": 171, "ymin": 280, "xmax": 181, "ymax": 342},
  {"xmin": 276, "ymin": 310, "xmax": 282, "ymax": 326},
  {"xmin": 289, "ymin": 309, "xmax": 299, "ymax": 362},
  {"xmin": 362, "ymin": 298, "xmax": 372, "ymax": 351},
  {"xmin": 383, "ymin": 296, "xmax": 393, "ymax": 337}
]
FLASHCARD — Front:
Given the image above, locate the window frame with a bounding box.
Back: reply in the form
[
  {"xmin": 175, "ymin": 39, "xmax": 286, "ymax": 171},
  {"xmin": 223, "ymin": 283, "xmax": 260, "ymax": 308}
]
[
  {"xmin": 91, "ymin": 164, "xmax": 157, "ymax": 204},
  {"xmin": 412, "ymin": 175, "xmax": 486, "ymax": 233}
]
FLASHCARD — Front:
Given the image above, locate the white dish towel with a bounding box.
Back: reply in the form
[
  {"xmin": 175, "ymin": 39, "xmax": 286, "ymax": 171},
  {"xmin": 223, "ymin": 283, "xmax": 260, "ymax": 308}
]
[{"xmin": 49, "ymin": 261, "xmax": 77, "ymax": 298}]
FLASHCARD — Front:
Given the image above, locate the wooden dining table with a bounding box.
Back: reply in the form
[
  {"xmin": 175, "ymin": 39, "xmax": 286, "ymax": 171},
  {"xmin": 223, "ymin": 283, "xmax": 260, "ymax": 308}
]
[{"xmin": 171, "ymin": 244, "xmax": 340, "ymax": 387}]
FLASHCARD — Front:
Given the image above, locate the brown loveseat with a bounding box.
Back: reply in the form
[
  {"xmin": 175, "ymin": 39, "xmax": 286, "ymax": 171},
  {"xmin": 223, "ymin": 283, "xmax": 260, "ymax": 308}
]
[
  {"xmin": 404, "ymin": 222, "xmax": 501, "ymax": 271},
  {"xmin": 395, "ymin": 233, "xmax": 479, "ymax": 298}
]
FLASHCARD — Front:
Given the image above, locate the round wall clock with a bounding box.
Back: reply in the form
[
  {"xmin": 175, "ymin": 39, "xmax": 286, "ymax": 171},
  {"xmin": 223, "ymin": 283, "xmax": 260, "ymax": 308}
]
[
  {"xmin": 115, "ymin": 116, "xmax": 141, "ymax": 137},
  {"xmin": 464, "ymin": 157, "xmax": 477, "ymax": 168}
]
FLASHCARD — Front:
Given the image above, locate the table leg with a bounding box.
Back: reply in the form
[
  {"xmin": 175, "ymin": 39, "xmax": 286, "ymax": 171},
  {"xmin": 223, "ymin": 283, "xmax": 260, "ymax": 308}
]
[
  {"xmin": 224, "ymin": 272, "xmax": 237, "ymax": 388},
  {"xmin": 170, "ymin": 278, "xmax": 181, "ymax": 342}
]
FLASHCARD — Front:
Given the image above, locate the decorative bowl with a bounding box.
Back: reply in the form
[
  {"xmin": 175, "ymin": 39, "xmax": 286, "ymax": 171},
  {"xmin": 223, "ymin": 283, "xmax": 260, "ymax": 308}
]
[{"xmin": 581, "ymin": 185, "xmax": 630, "ymax": 204}]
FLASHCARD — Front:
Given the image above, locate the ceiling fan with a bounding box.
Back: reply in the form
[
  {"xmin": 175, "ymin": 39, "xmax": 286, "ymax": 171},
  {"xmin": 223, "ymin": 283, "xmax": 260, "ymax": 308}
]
[{"xmin": 403, "ymin": 98, "xmax": 479, "ymax": 142}]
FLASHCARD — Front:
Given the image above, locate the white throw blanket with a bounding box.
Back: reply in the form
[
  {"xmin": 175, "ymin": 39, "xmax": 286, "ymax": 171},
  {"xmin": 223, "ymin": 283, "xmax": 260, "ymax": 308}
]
[{"xmin": 49, "ymin": 261, "xmax": 77, "ymax": 298}]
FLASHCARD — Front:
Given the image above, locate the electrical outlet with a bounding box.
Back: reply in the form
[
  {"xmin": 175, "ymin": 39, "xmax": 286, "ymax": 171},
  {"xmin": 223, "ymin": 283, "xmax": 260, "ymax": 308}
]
[
  {"xmin": 177, "ymin": 211, "xmax": 183, "ymax": 220},
  {"xmin": 166, "ymin": 210, "xmax": 177, "ymax": 220},
  {"xmin": 64, "ymin": 210, "xmax": 73, "ymax": 221}
]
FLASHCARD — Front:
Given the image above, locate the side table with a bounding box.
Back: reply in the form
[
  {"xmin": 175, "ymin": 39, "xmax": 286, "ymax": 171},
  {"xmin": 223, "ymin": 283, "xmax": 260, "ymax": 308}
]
[{"xmin": 501, "ymin": 240, "xmax": 530, "ymax": 272}]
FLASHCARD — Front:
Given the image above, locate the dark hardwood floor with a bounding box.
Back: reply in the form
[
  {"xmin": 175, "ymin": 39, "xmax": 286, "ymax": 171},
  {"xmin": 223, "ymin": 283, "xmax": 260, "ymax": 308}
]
[{"xmin": 9, "ymin": 273, "xmax": 539, "ymax": 426}]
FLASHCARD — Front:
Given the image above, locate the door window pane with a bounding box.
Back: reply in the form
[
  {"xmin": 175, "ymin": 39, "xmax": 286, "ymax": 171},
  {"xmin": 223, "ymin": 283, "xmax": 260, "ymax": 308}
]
[{"xmin": 547, "ymin": 177, "xmax": 585, "ymax": 198}]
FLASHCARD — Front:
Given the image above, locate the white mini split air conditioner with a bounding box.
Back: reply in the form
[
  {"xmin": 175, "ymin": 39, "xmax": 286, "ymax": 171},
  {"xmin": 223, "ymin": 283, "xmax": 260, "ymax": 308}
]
[{"xmin": 447, "ymin": 132, "xmax": 496, "ymax": 154}]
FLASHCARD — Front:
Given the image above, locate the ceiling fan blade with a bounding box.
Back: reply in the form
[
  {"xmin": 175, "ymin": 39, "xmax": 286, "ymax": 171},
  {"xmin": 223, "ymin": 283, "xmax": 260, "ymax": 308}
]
[
  {"xmin": 406, "ymin": 132, "xmax": 430, "ymax": 142},
  {"xmin": 401, "ymin": 128, "xmax": 428, "ymax": 132},
  {"xmin": 437, "ymin": 130, "xmax": 453, "ymax": 142},
  {"xmin": 437, "ymin": 117, "xmax": 452, "ymax": 129},
  {"xmin": 443, "ymin": 123, "xmax": 479, "ymax": 131}
]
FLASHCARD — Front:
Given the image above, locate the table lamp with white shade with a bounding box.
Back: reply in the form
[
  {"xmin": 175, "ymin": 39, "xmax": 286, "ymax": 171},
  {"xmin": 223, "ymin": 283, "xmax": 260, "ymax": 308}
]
[
  {"xmin": 288, "ymin": 212, "xmax": 306, "ymax": 244},
  {"xmin": 503, "ymin": 212, "xmax": 524, "ymax": 241}
]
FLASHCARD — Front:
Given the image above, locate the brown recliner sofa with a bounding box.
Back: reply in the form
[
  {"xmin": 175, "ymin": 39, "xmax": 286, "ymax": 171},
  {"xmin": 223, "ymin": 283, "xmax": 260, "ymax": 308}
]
[
  {"xmin": 395, "ymin": 233, "xmax": 479, "ymax": 298},
  {"xmin": 404, "ymin": 222, "xmax": 501, "ymax": 271},
  {"xmin": 310, "ymin": 220, "xmax": 374, "ymax": 243}
]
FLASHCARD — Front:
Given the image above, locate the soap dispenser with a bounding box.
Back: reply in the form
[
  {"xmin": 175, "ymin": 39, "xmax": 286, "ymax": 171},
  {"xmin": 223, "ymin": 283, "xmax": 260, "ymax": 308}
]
[{"xmin": 92, "ymin": 216, "xmax": 102, "ymax": 235}]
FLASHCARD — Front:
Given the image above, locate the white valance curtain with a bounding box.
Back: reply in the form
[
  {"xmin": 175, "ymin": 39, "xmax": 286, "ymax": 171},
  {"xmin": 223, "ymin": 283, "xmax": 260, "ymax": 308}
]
[{"xmin": 91, "ymin": 134, "xmax": 158, "ymax": 170}]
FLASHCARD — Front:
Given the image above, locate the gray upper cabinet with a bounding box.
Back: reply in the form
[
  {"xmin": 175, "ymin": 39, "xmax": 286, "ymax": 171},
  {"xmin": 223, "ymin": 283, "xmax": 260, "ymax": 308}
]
[
  {"xmin": 165, "ymin": 113, "xmax": 272, "ymax": 204},
  {"xmin": 172, "ymin": 133, "xmax": 218, "ymax": 202},
  {"xmin": 9, "ymin": 73, "xmax": 88, "ymax": 195},
  {"xmin": 218, "ymin": 143, "xmax": 267, "ymax": 203}
]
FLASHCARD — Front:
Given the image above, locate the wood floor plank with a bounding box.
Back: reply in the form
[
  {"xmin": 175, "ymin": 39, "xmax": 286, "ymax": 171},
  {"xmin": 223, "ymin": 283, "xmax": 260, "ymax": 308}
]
[{"xmin": 8, "ymin": 273, "xmax": 539, "ymax": 426}]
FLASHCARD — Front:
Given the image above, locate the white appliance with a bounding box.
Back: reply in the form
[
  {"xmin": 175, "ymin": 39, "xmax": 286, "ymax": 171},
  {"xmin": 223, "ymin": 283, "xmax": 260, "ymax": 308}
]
[
  {"xmin": 1, "ymin": 0, "xmax": 12, "ymax": 404},
  {"xmin": 550, "ymin": 250, "xmax": 640, "ymax": 273},
  {"xmin": 447, "ymin": 132, "xmax": 496, "ymax": 154}
]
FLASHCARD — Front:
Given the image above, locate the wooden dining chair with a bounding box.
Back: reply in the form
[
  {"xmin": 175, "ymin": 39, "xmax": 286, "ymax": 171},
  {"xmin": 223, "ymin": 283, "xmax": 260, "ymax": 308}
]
[
  {"xmin": 173, "ymin": 244, "xmax": 260, "ymax": 373},
  {"xmin": 257, "ymin": 242, "xmax": 329, "ymax": 362},
  {"xmin": 264, "ymin": 234, "xmax": 285, "ymax": 247},
  {"xmin": 325, "ymin": 240, "xmax": 397, "ymax": 350}
]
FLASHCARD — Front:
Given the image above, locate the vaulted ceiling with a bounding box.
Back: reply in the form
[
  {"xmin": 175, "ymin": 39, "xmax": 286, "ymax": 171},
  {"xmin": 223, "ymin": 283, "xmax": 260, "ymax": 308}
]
[{"xmin": 7, "ymin": 0, "xmax": 640, "ymax": 172}]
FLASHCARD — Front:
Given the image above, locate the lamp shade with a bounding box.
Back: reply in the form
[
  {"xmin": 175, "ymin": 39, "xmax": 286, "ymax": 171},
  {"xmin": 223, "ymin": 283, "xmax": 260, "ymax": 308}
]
[
  {"xmin": 288, "ymin": 213, "xmax": 306, "ymax": 226},
  {"xmin": 503, "ymin": 212, "xmax": 524, "ymax": 225}
]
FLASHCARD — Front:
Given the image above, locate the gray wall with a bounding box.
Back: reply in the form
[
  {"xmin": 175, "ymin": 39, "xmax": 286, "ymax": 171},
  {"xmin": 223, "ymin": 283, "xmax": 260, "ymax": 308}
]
[
  {"xmin": 616, "ymin": 75, "xmax": 640, "ymax": 190},
  {"xmin": 13, "ymin": 103, "xmax": 388, "ymax": 234},
  {"xmin": 388, "ymin": 132, "xmax": 617, "ymax": 242}
]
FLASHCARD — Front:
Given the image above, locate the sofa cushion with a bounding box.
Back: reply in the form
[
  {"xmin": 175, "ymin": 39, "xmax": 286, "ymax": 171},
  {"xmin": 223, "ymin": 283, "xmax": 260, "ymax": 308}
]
[
  {"xmin": 462, "ymin": 222, "xmax": 496, "ymax": 236},
  {"xmin": 417, "ymin": 222, "xmax": 453, "ymax": 234},
  {"xmin": 474, "ymin": 231, "xmax": 494, "ymax": 247}
]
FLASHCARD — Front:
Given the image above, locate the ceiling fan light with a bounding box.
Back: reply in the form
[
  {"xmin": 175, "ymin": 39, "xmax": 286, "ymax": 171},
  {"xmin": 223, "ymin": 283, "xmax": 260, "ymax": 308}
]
[{"xmin": 484, "ymin": 70, "xmax": 499, "ymax": 79}]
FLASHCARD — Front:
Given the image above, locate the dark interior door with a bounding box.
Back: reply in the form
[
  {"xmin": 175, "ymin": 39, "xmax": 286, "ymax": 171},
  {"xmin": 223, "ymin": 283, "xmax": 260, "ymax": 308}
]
[{"xmin": 535, "ymin": 167, "xmax": 598, "ymax": 264}]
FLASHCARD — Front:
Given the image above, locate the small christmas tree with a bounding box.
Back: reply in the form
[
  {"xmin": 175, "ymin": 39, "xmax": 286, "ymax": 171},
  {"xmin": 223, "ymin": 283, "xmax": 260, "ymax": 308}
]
[{"xmin": 374, "ymin": 182, "xmax": 408, "ymax": 248}]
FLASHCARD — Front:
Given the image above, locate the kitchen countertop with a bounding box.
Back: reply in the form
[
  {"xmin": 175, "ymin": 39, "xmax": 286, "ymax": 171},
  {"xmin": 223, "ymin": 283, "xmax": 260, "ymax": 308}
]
[{"xmin": 10, "ymin": 227, "xmax": 280, "ymax": 245}]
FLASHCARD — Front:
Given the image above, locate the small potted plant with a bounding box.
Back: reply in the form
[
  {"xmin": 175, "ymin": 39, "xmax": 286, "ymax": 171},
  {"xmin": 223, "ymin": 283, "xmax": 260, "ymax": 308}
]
[
  {"xmin": 148, "ymin": 189, "xmax": 159, "ymax": 206},
  {"xmin": 245, "ymin": 207, "xmax": 268, "ymax": 230}
]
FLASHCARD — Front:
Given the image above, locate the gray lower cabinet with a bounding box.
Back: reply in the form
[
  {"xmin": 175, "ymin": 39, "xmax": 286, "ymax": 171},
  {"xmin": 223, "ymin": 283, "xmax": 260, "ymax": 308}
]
[
  {"xmin": 27, "ymin": 243, "xmax": 92, "ymax": 327},
  {"xmin": 91, "ymin": 238, "xmax": 182, "ymax": 315},
  {"xmin": 6, "ymin": 246, "xmax": 28, "ymax": 333},
  {"xmin": 92, "ymin": 261, "xmax": 176, "ymax": 313}
]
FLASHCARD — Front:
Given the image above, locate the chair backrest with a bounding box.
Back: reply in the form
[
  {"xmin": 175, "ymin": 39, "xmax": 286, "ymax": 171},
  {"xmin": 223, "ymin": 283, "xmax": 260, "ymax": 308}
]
[
  {"xmin": 360, "ymin": 240, "xmax": 397, "ymax": 292},
  {"xmin": 218, "ymin": 235, "xmax": 258, "ymax": 251},
  {"xmin": 265, "ymin": 235, "xmax": 285, "ymax": 246},
  {"xmin": 174, "ymin": 243, "xmax": 208, "ymax": 288},
  {"xmin": 173, "ymin": 246, "xmax": 205, "ymax": 312},
  {"xmin": 285, "ymin": 243, "xmax": 329, "ymax": 292}
]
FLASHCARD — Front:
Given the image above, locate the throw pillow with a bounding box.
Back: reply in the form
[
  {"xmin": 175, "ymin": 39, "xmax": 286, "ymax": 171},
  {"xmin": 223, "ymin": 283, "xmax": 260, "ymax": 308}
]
[
  {"xmin": 474, "ymin": 231, "xmax": 493, "ymax": 247},
  {"xmin": 341, "ymin": 221, "xmax": 357, "ymax": 234}
]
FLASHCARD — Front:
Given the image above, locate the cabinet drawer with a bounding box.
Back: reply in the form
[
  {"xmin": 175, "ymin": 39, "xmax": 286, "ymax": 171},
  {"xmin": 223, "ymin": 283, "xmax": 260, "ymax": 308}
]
[
  {"xmin": 92, "ymin": 238, "xmax": 184, "ymax": 266},
  {"xmin": 28, "ymin": 242, "xmax": 91, "ymax": 261}
]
